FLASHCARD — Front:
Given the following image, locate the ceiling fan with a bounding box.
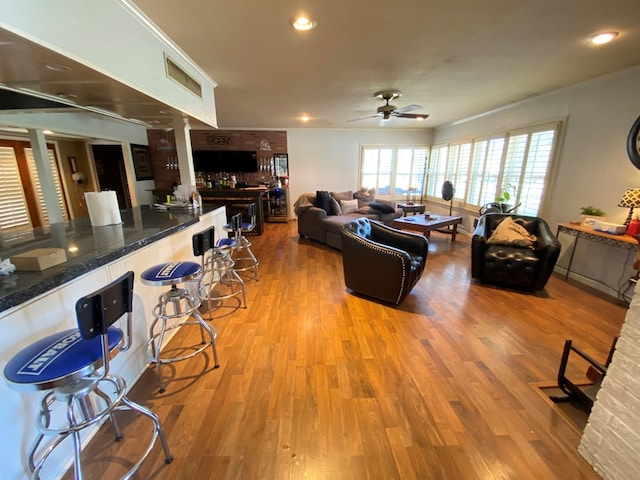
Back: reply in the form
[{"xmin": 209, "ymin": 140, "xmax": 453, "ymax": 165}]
[{"xmin": 348, "ymin": 90, "xmax": 429, "ymax": 124}]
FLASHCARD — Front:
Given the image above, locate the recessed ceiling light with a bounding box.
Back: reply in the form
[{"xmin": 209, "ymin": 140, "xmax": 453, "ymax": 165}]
[
  {"xmin": 300, "ymin": 114, "xmax": 311, "ymax": 122},
  {"xmin": 45, "ymin": 63, "xmax": 71, "ymax": 72},
  {"xmin": 589, "ymin": 32, "xmax": 619, "ymax": 45},
  {"xmin": 43, "ymin": 130, "xmax": 54, "ymax": 135},
  {"xmin": 292, "ymin": 16, "xmax": 317, "ymax": 31}
]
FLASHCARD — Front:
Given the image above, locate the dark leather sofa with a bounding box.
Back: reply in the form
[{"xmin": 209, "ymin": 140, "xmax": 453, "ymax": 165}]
[
  {"xmin": 471, "ymin": 213, "xmax": 561, "ymax": 291},
  {"xmin": 341, "ymin": 218, "xmax": 428, "ymax": 304}
]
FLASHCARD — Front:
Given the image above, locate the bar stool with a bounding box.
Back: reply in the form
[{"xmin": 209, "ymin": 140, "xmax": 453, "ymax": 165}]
[
  {"xmin": 224, "ymin": 203, "xmax": 260, "ymax": 281},
  {"xmin": 141, "ymin": 261, "xmax": 219, "ymax": 392},
  {"xmin": 3, "ymin": 271, "xmax": 173, "ymax": 479},
  {"xmin": 193, "ymin": 226, "xmax": 246, "ymax": 316}
]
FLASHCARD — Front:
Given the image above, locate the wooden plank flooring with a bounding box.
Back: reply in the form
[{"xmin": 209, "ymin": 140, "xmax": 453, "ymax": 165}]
[{"xmin": 66, "ymin": 221, "xmax": 625, "ymax": 479}]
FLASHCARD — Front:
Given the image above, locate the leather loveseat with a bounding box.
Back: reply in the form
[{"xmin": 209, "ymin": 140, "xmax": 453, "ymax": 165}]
[
  {"xmin": 471, "ymin": 213, "xmax": 561, "ymax": 291},
  {"xmin": 341, "ymin": 218, "xmax": 428, "ymax": 304},
  {"xmin": 295, "ymin": 189, "xmax": 402, "ymax": 250}
]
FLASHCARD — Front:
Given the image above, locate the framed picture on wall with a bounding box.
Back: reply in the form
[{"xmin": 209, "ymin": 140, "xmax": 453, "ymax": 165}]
[{"xmin": 131, "ymin": 144, "xmax": 153, "ymax": 180}]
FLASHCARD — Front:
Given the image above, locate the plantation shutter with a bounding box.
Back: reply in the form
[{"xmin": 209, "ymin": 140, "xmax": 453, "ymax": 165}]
[{"xmin": 0, "ymin": 147, "xmax": 32, "ymax": 230}]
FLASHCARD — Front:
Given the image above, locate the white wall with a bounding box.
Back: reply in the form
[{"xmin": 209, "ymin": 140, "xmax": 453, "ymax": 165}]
[
  {"xmin": 434, "ymin": 64, "xmax": 640, "ymax": 299},
  {"xmin": 286, "ymin": 127, "xmax": 433, "ymax": 215}
]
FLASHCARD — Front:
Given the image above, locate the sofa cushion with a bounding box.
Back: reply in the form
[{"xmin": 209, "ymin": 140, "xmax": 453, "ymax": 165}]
[
  {"xmin": 369, "ymin": 201, "xmax": 395, "ymax": 214},
  {"xmin": 340, "ymin": 199, "xmax": 359, "ymax": 214},
  {"xmin": 487, "ymin": 216, "xmax": 537, "ymax": 249},
  {"xmin": 330, "ymin": 190, "xmax": 353, "ymax": 203},
  {"xmin": 315, "ymin": 190, "xmax": 333, "ymax": 215},
  {"xmin": 354, "ymin": 188, "xmax": 376, "ymax": 208},
  {"xmin": 330, "ymin": 197, "xmax": 342, "ymax": 215}
]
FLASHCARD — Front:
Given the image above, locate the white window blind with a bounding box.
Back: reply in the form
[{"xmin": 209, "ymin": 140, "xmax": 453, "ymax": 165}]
[
  {"xmin": 0, "ymin": 147, "xmax": 32, "ymax": 230},
  {"xmin": 25, "ymin": 148, "xmax": 69, "ymax": 224},
  {"xmin": 425, "ymin": 122, "xmax": 560, "ymax": 216}
]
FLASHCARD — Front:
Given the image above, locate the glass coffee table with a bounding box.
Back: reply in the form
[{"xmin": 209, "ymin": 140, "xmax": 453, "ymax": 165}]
[{"xmin": 392, "ymin": 214, "xmax": 463, "ymax": 241}]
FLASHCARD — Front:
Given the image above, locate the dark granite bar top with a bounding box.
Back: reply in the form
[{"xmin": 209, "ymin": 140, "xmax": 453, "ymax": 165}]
[{"xmin": 0, "ymin": 205, "xmax": 221, "ymax": 313}]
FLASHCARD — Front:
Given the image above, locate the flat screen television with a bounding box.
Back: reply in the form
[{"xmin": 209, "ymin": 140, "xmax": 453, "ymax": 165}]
[{"xmin": 193, "ymin": 150, "xmax": 258, "ymax": 172}]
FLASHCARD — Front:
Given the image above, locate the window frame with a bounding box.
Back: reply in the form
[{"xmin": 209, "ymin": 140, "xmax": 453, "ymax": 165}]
[{"xmin": 359, "ymin": 144, "xmax": 429, "ymax": 199}]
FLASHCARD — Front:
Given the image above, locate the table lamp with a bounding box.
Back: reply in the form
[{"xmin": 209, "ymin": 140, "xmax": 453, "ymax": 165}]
[{"xmin": 618, "ymin": 188, "xmax": 640, "ymax": 225}]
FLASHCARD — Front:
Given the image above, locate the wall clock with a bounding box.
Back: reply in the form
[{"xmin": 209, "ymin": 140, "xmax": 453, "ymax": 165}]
[{"xmin": 627, "ymin": 115, "xmax": 640, "ymax": 170}]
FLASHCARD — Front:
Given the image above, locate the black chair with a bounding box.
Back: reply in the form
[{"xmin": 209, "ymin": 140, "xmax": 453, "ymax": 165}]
[
  {"xmin": 3, "ymin": 271, "xmax": 173, "ymax": 479},
  {"xmin": 341, "ymin": 218, "xmax": 428, "ymax": 304},
  {"xmin": 471, "ymin": 213, "xmax": 561, "ymax": 291},
  {"xmin": 552, "ymin": 338, "xmax": 618, "ymax": 412}
]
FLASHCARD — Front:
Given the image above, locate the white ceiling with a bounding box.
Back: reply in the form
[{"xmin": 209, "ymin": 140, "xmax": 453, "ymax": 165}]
[{"xmin": 2, "ymin": 0, "xmax": 640, "ymax": 131}]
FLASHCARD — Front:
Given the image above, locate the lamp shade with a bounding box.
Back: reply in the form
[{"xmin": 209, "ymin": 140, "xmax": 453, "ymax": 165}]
[{"xmin": 618, "ymin": 188, "xmax": 640, "ymax": 208}]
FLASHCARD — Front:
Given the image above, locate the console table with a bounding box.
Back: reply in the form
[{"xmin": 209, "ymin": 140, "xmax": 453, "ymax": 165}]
[{"xmin": 556, "ymin": 222, "xmax": 638, "ymax": 280}]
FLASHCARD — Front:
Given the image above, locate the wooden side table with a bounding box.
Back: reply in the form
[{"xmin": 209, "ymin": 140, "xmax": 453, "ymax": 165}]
[{"xmin": 398, "ymin": 203, "xmax": 426, "ymax": 216}]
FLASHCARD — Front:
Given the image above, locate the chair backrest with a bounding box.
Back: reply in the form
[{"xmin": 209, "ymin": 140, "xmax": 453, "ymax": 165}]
[
  {"xmin": 193, "ymin": 226, "xmax": 216, "ymax": 257},
  {"xmin": 231, "ymin": 213, "xmax": 242, "ymax": 233},
  {"xmin": 243, "ymin": 203, "xmax": 256, "ymax": 231},
  {"xmin": 76, "ymin": 271, "xmax": 134, "ymax": 376},
  {"xmin": 342, "ymin": 217, "xmax": 372, "ymax": 239},
  {"xmin": 76, "ymin": 271, "xmax": 134, "ymax": 340}
]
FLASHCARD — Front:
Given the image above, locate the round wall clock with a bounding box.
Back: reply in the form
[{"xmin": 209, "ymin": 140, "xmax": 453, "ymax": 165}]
[{"xmin": 627, "ymin": 115, "xmax": 640, "ymax": 169}]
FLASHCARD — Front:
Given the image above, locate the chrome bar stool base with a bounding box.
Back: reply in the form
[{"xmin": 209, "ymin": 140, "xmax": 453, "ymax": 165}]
[
  {"xmin": 3, "ymin": 272, "xmax": 173, "ymax": 480},
  {"xmin": 141, "ymin": 262, "xmax": 220, "ymax": 393}
]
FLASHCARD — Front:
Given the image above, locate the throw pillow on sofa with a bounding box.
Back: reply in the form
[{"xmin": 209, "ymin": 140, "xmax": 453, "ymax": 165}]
[
  {"xmin": 330, "ymin": 197, "xmax": 342, "ymax": 215},
  {"xmin": 369, "ymin": 201, "xmax": 395, "ymax": 214},
  {"xmin": 354, "ymin": 188, "xmax": 376, "ymax": 208},
  {"xmin": 315, "ymin": 190, "xmax": 333, "ymax": 215},
  {"xmin": 340, "ymin": 199, "xmax": 359, "ymax": 214}
]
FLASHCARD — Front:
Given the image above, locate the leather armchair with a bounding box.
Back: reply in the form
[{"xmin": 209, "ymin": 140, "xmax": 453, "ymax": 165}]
[
  {"xmin": 471, "ymin": 213, "xmax": 561, "ymax": 290},
  {"xmin": 341, "ymin": 218, "xmax": 428, "ymax": 304}
]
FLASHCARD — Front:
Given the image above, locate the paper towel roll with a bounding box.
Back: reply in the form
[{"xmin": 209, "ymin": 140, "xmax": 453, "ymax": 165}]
[{"xmin": 85, "ymin": 191, "xmax": 122, "ymax": 226}]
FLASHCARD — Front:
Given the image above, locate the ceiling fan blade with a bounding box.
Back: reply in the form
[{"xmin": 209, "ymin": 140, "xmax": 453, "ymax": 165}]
[
  {"xmin": 347, "ymin": 113, "xmax": 381, "ymax": 122},
  {"xmin": 394, "ymin": 104, "xmax": 421, "ymax": 114},
  {"xmin": 395, "ymin": 112, "xmax": 429, "ymax": 120}
]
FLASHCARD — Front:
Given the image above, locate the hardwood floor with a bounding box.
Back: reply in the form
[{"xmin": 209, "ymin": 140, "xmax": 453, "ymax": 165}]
[{"xmin": 68, "ymin": 221, "xmax": 625, "ymax": 479}]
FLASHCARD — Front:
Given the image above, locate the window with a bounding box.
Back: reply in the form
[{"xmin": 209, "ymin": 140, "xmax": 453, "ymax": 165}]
[
  {"xmin": 427, "ymin": 122, "xmax": 560, "ymax": 215},
  {"xmin": 0, "ymin": 140, "xmax": 68, "ymax": 230},
  {"xmin": 360, "ymin": 145, "xmax": 428, "ymax": 198},
  {"xmin": 25, "ymin": 148, "xmax": 69, "ymax": 224},
  {"xmin": 0, "ymin": 146, "xmax": 32, "ymax": 230}
]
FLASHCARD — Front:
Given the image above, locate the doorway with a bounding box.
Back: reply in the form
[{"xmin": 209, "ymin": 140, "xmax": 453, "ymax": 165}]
[{"xmin": 91, "ymin": 145, "xmax": 131, "ymax": 209}]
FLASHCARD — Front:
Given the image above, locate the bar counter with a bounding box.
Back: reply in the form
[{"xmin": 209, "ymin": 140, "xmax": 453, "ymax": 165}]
[{"xmin": 0, "ymin": 204, "xmax": 222, "ymax": 313}]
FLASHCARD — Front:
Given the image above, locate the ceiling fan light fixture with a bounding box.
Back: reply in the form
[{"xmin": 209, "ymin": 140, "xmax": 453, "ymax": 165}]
[
  {"xmin": 589, "ymin": 31, "xmax": 619, "ymax": 45},
  {"xmin": 292, "ymin": 16, "xmax": 317, "ymax": 31}
]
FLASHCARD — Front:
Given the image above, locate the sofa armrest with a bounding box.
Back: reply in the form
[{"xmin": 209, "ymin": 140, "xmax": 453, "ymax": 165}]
[{"xmin": 297, "ymin": 206, "xmax": 328, "ymax": 243}]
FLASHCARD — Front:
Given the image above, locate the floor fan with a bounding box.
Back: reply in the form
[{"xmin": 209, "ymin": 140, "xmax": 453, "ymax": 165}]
[{"xmin": 442, "ymin": 180, "xmax": 455, "ymax": 215}]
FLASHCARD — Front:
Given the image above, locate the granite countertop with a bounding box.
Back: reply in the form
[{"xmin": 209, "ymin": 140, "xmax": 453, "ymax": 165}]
[{"xmin": 0, "ymin": 205, "xmax": 220, "ymax": 314}]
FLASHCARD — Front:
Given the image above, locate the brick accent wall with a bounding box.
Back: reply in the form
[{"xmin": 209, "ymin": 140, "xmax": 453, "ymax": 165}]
[
  {"xmin": 147, "ymin": 129, "xmax": 288, "ymax": 190},
  {"xmin": 579, "ymin": 287, "xmax": 640, "ymax": 478}
]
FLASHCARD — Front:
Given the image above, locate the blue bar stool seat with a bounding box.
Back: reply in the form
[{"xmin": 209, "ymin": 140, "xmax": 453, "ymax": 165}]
[
  {"xmin": 141, "ymin": 261, "xmax": 219, "ymax": 392},
  {"xmin": 193, "ymin": 226, "xmax": 246, "ymax": 316},
  {"xmin": 3, "ymin": 271, "xmax": 173, "ymax": 479},
  {"xmin": 223, "ymin": 204, "xmax": 260, "ymax": 281}
]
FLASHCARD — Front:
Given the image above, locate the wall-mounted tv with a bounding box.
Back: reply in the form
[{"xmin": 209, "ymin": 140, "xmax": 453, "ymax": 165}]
[{"xmin": 192, "ymin": 150, "xmax": 258, "ymax": 172}]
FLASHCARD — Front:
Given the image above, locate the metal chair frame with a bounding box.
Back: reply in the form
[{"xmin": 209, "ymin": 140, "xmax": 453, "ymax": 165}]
[{"xmin": 4, "ymin": 271, "xmax": 173, "ymax": 480}]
